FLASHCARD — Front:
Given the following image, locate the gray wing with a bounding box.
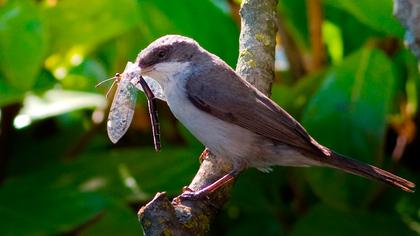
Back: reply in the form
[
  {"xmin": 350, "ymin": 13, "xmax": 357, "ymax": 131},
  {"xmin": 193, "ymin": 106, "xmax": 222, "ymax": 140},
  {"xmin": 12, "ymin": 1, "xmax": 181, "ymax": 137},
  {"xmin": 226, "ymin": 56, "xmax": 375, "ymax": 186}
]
[
  {"xmin": 107, "ymin": 76, "xmax": 137, "ymax": 143},
  {"xmin": 186, "ymin": 67, "xmax": 330, "ymax": 157}
]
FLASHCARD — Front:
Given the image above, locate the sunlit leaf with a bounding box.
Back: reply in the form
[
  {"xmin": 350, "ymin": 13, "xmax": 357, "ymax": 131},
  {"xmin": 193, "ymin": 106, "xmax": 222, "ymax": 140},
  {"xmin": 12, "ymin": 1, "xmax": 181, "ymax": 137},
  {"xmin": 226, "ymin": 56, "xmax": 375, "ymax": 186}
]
[
  {"xmin": 43, "ymin": 0, "xmax": 140, "ymax": 54},
  {"xmin": 323, "ymin": 21, "xmax": 343, "ymax": 64},
  {"xmin": 324, "ymin": 0, "xmax": 404, "ymax": 36},
  {"xmin": 0, "ymin": 0, "xmax": 47, "ymax": 89},
  {"xmin": 17, "ymin": 89, "xmax": 106, "ymax": 124},
  {"xmin": 403, "ymin": 50, "xmax": 419, "ymax": 114},
  {"xmin": 62, "ymin": 58, "xmax": 108, "ymax": 91},
  {"xmin": 323, "ymin": 5, "xmax": 383, "ymax": 56},
  {"xmin": 0, "ymin": 74, "xmax": 25, "ymax": 106}
]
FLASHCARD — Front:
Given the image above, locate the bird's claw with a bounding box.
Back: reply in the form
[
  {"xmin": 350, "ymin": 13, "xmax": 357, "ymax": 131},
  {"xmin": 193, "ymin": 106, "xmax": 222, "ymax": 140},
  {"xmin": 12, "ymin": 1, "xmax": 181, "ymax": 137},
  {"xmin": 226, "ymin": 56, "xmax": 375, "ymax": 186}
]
[
  {"xmin": 172, "ymin": 186, "xmax": 210, "ymax": 204},
  {"xmin": 175, "ymin": 186, "xmax": 211, "ymax": 202},
  {"xmin": 179, "ymin": 190, "xmax": 210, "ymax": 201}
]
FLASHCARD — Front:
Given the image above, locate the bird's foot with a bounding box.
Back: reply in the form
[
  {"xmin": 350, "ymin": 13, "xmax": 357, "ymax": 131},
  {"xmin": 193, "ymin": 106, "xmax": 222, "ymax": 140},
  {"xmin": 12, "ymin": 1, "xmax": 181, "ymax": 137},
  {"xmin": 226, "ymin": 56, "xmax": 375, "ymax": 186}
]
[
  {"xmin": 174, "ymin": 169, "xmax": 240, "ymax": 204},
  {"xmin": 178, "ymin": 189, "xmax": 210, "ymax": 201},
  {"xmin": 172, "ymin": 187, "xmax": 210, "ymax": 204}
]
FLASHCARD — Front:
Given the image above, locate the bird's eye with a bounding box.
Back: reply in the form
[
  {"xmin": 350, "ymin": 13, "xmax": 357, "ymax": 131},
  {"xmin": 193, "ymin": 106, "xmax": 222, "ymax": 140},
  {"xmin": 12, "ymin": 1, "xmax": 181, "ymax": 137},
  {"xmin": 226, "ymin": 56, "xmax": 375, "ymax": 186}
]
[{"xmin": 157, "ymin": 50, "xmax": 166, "ymax": 58}]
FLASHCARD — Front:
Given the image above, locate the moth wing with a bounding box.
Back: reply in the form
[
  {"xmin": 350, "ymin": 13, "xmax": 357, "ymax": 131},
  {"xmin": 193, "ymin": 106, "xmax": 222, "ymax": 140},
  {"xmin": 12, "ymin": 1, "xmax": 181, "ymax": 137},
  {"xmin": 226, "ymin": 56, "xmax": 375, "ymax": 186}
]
[
  {"xmin": 107, "ymin": 75, "xmax": 137, "ymax": 143},
  {"xmin": 132, "ymin": 76, "xmax": 166, "ymax": 101}
]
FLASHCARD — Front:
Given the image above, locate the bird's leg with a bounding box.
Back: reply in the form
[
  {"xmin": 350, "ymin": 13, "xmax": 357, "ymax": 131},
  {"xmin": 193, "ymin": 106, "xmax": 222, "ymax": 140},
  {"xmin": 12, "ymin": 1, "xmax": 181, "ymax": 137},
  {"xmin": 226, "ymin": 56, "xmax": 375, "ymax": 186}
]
[
  {"xmin": 178, "ymin": 169, "xmax": 240, "ymax": 200},
  {"xmin": 181, "ymin": 148, "xmax": 211, "ymax": 192}
]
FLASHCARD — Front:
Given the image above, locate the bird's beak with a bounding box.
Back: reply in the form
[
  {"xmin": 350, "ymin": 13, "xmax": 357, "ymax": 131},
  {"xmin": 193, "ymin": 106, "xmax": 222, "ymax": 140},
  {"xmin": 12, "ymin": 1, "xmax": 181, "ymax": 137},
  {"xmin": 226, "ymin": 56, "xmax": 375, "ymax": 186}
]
[{"xmin": 139, "ymin": 66, "xmax": 155, "ymax": 76}]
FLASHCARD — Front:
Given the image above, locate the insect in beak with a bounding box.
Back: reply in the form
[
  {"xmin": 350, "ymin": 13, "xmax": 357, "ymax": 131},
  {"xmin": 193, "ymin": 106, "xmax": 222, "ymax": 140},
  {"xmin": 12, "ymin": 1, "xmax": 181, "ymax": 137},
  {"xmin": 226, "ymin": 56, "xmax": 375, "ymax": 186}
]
[
  {"xmin": 137, "ymin": 75, "xmax": 161, "ymax": 152},
  {"xmin": 95, "ymin": 73, "xmax": 122, "ymax": 99},
  {"xmin": 96, "ymin": 62, "xmax": 161, "ymax": 152}
]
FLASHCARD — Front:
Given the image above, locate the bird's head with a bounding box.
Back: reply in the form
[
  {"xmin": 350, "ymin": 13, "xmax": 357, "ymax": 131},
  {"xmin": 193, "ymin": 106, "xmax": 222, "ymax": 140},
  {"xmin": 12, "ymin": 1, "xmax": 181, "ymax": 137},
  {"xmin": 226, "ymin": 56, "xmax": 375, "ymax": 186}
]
[{"xmin": 136, "ymin": 35, "xmax": 207, "ymax": 87}]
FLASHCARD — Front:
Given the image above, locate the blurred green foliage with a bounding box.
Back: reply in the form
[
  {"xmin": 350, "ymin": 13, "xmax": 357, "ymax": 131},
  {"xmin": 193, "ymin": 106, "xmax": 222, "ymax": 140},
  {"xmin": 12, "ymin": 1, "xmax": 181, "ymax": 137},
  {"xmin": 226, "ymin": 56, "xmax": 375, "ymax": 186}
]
[{"xmin": 0, "ymin": 0, "xmax": 419, "ymax": 235}]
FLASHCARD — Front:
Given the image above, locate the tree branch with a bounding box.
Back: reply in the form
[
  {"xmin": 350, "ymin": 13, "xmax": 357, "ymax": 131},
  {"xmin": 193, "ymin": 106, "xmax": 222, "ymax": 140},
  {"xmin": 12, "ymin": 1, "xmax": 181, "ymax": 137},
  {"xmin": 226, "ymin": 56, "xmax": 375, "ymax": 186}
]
[
  {"xmin": 236, "ymin": 0, "xmax": 278, "ymax": 94},
  {"xmin": 138, "ymin": 0, "xmax": 278, "ymax": 235}
]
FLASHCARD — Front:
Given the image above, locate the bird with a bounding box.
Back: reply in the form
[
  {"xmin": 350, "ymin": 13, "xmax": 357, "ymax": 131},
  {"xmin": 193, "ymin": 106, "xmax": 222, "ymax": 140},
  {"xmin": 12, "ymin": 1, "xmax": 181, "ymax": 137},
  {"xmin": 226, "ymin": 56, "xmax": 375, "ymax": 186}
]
[{"xmin": 135, "ymin": 34, "xmax": 415, "ymax": 198}]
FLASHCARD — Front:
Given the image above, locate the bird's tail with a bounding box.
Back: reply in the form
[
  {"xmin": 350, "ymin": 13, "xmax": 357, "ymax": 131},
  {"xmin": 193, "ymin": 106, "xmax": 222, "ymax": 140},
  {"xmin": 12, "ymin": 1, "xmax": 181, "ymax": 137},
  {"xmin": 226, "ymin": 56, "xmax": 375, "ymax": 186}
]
[{"xmin": 321, "ymin": 152, "xmax": 415, "ymax": 192}]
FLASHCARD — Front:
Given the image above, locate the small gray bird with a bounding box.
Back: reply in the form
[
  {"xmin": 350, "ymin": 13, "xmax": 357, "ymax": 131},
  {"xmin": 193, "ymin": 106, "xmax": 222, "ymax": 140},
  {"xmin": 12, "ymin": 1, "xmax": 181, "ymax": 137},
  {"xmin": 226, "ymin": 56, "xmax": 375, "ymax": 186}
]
[{"xmin": 136, "ymin": 35, "xmax": 415, "ymax": 198}]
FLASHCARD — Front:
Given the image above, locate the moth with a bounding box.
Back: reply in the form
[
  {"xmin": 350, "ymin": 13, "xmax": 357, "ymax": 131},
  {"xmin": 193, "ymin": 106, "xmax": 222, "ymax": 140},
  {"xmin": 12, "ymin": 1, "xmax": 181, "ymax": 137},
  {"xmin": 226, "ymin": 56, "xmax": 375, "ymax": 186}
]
[{"xmin": 97, "ymin": 61, "xmax": 165, "ymax": 151}]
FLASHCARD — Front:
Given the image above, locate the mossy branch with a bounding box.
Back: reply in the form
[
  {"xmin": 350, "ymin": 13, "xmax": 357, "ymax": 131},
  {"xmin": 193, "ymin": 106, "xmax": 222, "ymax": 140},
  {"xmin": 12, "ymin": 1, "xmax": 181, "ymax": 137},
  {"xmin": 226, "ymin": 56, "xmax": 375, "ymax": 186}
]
[{"xmin": 138, "ymin": 1, "xmax": 278, "ymax": 235}]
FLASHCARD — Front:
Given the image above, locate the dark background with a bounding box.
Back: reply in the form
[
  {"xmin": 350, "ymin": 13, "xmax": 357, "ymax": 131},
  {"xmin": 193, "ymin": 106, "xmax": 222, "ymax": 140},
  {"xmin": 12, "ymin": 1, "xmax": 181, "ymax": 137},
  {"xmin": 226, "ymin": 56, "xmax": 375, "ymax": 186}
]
[{"xmin": 0, "ymin": 0, "xmax": 419, "ymax": 235}]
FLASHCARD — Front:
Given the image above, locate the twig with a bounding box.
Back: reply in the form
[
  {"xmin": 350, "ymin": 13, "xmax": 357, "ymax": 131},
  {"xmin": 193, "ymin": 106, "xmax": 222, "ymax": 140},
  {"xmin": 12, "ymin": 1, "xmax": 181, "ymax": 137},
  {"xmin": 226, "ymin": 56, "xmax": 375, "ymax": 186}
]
[
  {"xmin": 138, "ymin": 0, "xmax": 278, "ymax": 235},
  {"xmin": 306, "ymin": 0, "xmax": 325, "ymax": 71},
  {"xmin": 276, "ymin": 10, "xmax": 307, "ymax": 80}
]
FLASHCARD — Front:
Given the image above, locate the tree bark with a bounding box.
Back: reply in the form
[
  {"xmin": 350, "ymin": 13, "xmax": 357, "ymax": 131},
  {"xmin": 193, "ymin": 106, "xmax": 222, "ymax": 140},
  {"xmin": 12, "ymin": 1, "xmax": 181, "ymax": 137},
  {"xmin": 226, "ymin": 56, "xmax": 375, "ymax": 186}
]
[
  {"xmin": 138, "ymin": 0, "xmax": 277, "ymax": 235},
  {"xmin": 394, "ymin": 0, "xmax": 420, "ymax": 59}
]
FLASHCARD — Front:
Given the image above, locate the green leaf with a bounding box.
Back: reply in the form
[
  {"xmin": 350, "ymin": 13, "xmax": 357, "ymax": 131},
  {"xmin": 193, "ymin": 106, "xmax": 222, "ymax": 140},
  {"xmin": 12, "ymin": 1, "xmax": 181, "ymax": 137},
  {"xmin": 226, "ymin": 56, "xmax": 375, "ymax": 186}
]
[
  {"xmin": 0, "ymin": 0, "xmax": 47, "ymax": 89},
  {"xmin": 137, "ymin": 0, "xmax": 239, "ymax": 66},
  {"xmin": 0, "ymin": 74, "xmax": 25, "ymax": 106},
  {"xmin": 2, "ymin": 148, "xmax": 197, "ymax": 235},
  {"xmin": 323, "ymin": 21, "xmax": 344, "ymax": 64},
  {"xmin": 301, "ymin": 48, "xmax": 397, "ymax": 209},
  {"xmin": 277, "ymin": 0, "xmax": 309, "ymax": 49},
  {"xmin": 10, "ymin": 148, "xmax": 198, "ymax": 200},
  {"xmin": 324, "ymin": 0, "xmax": 404, "ymax": 36},
  {"xmin": 291, "ymin": 204, "xmax": 415, "ymax": 236},
  {"xmin": 222, "ymin": 170, "xmax": 284, "ymax": 236},
  {"xmin": 80, "ymin": 201, "xmax": 141, "ymax": 236},
  {"xmin": 0, "ymin": 184, "xmax": 108, "ymax": 236},
  {"xmin": 323, "ymin": 5, "xmax": 383, "ymax": 56},
  {"xmin": 396, "ymin": 193, "xmax": 420, "ymax": 234},
  {"xmin": 0, "ymin": 69, "xmax": 56, "ymax": 107},
  {"xmin": 272, "ymin": 70, "xmax": 326, "ymax": 118},
  {"xmin": 401, "ymin": 50, "xmax": 420, "ymax": 114},
  {"xmin": 43, "ymin": 0, "xmax": 140, "ymax": 53},
  {"xmin": 62, "ymin": 58, "xmax": 108, "ymax": 91}
]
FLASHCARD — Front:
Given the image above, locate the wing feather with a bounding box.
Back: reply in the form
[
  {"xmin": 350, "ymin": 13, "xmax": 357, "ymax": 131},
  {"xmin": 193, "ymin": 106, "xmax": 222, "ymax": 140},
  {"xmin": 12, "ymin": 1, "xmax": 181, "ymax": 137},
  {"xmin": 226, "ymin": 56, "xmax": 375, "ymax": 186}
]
[{"xmin": 186, "ymin": 65, "xmax": 330, "ymax": 157}]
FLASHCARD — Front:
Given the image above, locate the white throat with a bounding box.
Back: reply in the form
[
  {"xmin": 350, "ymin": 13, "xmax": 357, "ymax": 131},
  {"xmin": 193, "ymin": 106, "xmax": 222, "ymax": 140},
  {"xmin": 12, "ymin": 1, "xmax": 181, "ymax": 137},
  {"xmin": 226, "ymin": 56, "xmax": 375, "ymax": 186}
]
[{"xmin": 141, "ymin": 61, "xmax": 191, "ymax": 91}]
